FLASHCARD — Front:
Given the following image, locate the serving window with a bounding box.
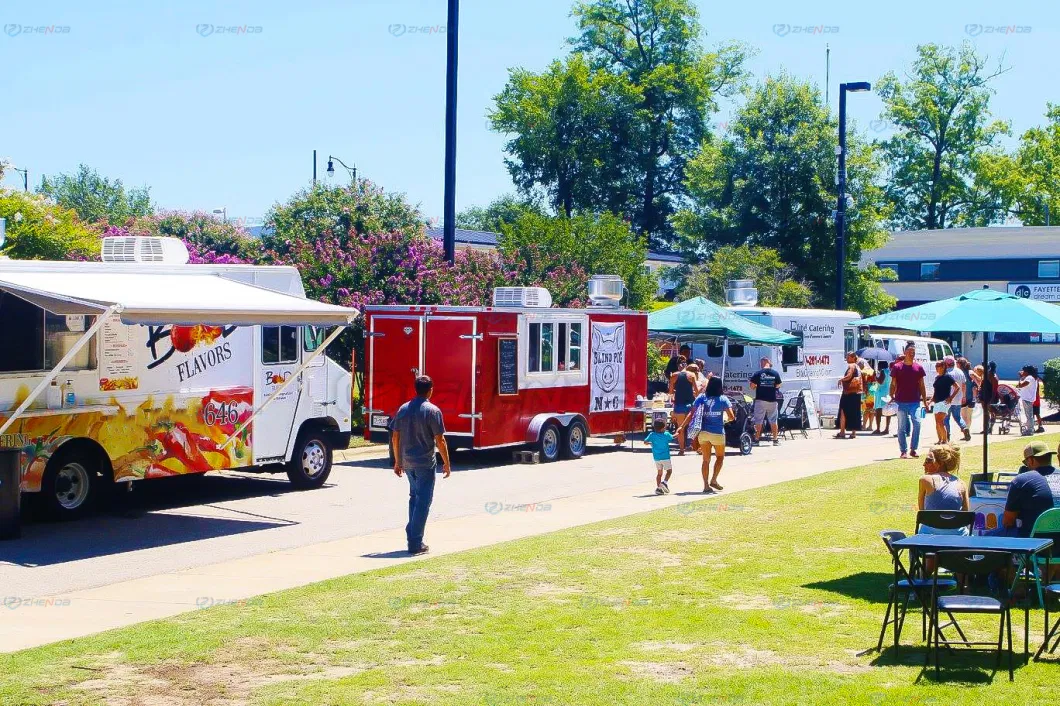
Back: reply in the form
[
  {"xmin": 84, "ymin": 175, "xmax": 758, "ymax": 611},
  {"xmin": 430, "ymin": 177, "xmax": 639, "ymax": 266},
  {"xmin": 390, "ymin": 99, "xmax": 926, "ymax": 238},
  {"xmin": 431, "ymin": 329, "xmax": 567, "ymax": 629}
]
[
  {"xmin": 519, "ymin": 314, "xmax": 589, "ymax": 389},
  {"xmin": 0, "ymin": 292, "xmax": 97, "ymax": 374}
]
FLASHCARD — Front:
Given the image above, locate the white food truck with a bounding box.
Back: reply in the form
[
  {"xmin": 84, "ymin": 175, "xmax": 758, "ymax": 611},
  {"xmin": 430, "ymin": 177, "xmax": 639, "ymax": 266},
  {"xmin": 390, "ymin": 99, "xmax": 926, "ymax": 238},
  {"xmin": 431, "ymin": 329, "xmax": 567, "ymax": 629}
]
[
  {"xmin": 690, "ymin": 307, "xmax": 862, "ymax": 406},
  {"xmin": 0, "ymin": 237, "xmax": 356, "ymax": 519}
]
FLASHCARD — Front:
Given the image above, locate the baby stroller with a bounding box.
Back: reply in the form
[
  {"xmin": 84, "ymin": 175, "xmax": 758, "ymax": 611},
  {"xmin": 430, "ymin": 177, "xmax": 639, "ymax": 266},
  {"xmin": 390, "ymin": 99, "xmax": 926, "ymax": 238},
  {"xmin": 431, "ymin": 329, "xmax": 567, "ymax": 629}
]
[
  {"xmin": 724, "ymin": 395, "xmax": 756, "ymax": 455},
  {"xmin": 989, "ymin": 384, "xmax": 1020, "ymax": 435}
]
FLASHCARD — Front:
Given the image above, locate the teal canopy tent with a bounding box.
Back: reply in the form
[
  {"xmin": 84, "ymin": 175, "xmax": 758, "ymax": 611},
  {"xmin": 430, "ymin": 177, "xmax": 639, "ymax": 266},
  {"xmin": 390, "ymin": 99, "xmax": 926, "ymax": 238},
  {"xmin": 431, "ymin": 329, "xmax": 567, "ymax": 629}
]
[
  {"xmin": 857, "ymin": 287, "xmax": 1060, "ymax": 473},
  {"xmin": 648, "ymin": 297, "xmax": 800, "ymax": 345},
  {"xmin": 648, "ymin": 297, "xmax": 799, "ymax": 389}
]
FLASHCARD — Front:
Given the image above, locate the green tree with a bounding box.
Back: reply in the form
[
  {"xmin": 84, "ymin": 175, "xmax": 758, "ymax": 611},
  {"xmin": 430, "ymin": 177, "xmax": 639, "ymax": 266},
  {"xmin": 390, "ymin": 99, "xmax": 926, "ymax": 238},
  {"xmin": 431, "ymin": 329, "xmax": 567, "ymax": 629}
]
[
  {"xmin": 263, "ymin": 180, "xmax": 424, "ymax": 254},
  {"xmin": 456, "ymin": 194, "xmax": 544, "ymax": 233},
  {"xmin": 673, "ymin": 245, "xmax": 812, "ymax": 308},
  {"xmin": 498, "ymin": 211, "xmax": 656, "ymax": 309},
  {"xmin": 876, "ymin": 43, "xmax": 1010, "ymax": 229},
  {"xmin": 0, "ymin": 190, "xmax": 100, "ymax": 260},
  {"xmin": 674, "ymin": 74, "xmax": 894, "ymax": 315},
  {"xmin": 1011, "ymin": 104, "xmax": 1060, "ymax": 225},
  {"xmin": 492, "ymin": 0, "xmax": 746, "ymax": 248},
  {"xmin": 38, "ymin": 164, "xmax": 153, "ymax": 225}
]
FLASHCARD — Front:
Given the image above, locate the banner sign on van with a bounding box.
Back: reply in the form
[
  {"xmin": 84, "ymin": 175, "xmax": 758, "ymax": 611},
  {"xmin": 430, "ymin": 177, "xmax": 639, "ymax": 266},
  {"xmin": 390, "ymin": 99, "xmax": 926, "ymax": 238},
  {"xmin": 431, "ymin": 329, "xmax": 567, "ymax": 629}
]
[{"xmin": 1009, "ymin": 283, "xmax": 1060, "ymax": 302}]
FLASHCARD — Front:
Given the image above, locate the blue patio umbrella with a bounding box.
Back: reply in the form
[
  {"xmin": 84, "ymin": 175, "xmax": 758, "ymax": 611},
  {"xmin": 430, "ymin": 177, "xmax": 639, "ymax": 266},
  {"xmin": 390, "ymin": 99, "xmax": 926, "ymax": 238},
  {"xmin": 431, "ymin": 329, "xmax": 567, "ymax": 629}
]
[{"xmin": 857, "ymin": 286, "xmax": 1060, "ymax": 473}]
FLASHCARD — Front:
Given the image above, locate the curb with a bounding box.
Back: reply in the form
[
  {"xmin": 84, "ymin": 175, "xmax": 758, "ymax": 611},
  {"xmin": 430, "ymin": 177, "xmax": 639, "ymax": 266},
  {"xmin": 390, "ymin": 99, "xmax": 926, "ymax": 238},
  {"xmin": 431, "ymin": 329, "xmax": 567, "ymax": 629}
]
[{"xmin": 335, "ymin": 444, "xmax": 388, "ymax": 463}]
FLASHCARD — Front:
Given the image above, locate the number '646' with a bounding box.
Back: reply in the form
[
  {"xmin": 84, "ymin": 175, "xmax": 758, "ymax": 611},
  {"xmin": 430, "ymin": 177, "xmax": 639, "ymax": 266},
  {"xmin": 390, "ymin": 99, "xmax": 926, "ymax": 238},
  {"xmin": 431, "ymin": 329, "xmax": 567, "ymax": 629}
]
[{"xmin": 203, "ymin": 402, "xmax": 239, "ymax": 426}]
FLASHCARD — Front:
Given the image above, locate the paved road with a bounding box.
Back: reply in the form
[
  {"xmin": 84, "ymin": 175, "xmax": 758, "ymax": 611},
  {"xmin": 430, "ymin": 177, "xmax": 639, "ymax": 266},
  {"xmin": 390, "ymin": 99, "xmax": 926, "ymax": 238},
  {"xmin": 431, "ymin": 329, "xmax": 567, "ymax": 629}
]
[{"xmin": 0, "ymin": 403, "xmax": 1042, "ymax": 601}]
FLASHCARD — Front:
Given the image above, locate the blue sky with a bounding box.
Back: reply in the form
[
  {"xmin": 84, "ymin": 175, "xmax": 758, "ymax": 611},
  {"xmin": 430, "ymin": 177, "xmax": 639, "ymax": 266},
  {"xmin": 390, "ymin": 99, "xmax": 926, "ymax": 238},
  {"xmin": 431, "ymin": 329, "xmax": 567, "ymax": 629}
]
[{"xmin": 1, "ymin": 0, "xmax": 1055, "ymax": 226}]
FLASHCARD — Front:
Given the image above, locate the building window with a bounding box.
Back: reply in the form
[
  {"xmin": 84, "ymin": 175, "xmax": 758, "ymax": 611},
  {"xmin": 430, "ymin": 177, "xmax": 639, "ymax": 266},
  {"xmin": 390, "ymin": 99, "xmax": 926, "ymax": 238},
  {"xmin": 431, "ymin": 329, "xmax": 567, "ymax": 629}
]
[
  {"xmin": 877, "ymin": 263, "xmax": 898, "ymax": 280},
  {"xmin": 1039, "ymin": 260, "xmax": 1059, "ymax": 279},
  {"xmin": 920, "ymin": 262, "xmax": 940, "ymax": 281}
]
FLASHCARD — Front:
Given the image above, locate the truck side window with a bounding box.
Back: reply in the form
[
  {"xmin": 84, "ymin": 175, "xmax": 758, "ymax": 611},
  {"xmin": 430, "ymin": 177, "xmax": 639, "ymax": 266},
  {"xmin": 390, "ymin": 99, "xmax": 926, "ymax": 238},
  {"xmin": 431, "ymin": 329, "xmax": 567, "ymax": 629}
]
[
  {"xmin": 303, "ymin": 326, "xmax": 324, "ymax": 352},
  {"xmin": 567, "ymin": 323, "xmax": 582, "ymax": 371},
  {"xmin": 728, "ymin": 344, "xmax": 745, "ymax": 358},
  {"xmin": 706, "ymin": 343, "xmax": 724, "ymax": 358},
  {"xmin": 0, "ymin": 295, "xmax": 97, "ymax": 373},
  {"xmin": 262, "ymin": 326, "xmax": 299, "ymax": 364},
  {"xmin": 781, "ymin": 345, "xmax": 801, "ymax": 366}
]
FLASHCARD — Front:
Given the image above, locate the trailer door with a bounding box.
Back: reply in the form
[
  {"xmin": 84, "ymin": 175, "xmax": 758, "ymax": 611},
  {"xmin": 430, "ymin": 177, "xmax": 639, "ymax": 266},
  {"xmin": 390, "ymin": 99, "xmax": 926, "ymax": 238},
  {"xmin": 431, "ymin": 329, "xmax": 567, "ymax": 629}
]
[
  {"xmin": 367, "ymin": 315, "xmax": 423, "ymax": 433},
  {"xmin": 423, "ymin": 316, "xmax": 477, "ymax": 437},
  {"xmin": 254, "ymin": 325, "xmax": 303, "ymax": 463}
]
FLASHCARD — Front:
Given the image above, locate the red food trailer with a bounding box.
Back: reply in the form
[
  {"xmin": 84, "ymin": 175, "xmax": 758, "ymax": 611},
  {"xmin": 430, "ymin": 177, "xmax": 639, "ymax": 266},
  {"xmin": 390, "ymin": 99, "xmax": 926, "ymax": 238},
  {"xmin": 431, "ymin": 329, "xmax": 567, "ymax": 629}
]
[{"xmin": 363, "ymin": 281, "xmax": 647, "ymax": 461}]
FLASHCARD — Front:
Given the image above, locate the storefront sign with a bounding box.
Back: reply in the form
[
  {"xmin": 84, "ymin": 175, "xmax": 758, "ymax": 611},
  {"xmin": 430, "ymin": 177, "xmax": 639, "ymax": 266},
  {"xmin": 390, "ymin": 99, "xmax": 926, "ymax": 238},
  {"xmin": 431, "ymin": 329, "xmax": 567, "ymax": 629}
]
[{"xmin": 1008, "ymin": 283, "xmax": 1060, "ymax": 302}]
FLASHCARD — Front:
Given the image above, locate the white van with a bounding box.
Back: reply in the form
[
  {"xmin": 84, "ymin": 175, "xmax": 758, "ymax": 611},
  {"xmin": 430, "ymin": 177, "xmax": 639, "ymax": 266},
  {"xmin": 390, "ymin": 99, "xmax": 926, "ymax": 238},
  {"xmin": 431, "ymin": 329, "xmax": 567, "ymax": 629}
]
[
  {"xmin": 864, "ymin": 333, "xmax": 954, "ymax": 388},
  {"xmin": 690, "ymin": 307, "xmax": 862, "ymax": 407},
  {"xmin": 0, "ymin": 237, "xmax": 356, "ymax": 519}
]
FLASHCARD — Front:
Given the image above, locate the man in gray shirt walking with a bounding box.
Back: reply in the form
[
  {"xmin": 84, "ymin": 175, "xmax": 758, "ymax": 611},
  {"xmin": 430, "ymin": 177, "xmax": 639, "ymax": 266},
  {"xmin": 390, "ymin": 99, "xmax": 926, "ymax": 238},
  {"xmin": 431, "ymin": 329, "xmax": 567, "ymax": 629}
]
[{"xmin": 392, "ymin": 376, "xmax": 451, "ymax": 555}]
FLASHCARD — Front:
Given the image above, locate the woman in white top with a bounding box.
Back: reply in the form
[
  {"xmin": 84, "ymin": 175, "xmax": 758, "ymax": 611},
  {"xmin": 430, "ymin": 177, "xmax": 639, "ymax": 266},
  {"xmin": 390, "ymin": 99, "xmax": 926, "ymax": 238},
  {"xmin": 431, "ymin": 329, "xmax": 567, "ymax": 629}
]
[{"xmin": 1016, "ymin": 366, "xmax": 1038, "ymax": 436}]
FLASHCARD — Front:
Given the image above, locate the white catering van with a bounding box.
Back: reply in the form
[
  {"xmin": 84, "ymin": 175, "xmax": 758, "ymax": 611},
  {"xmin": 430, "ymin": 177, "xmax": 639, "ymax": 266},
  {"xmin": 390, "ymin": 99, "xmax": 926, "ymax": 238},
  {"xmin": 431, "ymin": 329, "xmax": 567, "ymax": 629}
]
[
  {"xmin": 862, "ymin": 333, "xmax": 954, "ymax": 388},
  {"xmin": 0, "ymin": 237, "xmax": 357, "ymax": 519},
  {"xmin": 690, "ymin": 307, "xmax": 862, "ymax": 406}
]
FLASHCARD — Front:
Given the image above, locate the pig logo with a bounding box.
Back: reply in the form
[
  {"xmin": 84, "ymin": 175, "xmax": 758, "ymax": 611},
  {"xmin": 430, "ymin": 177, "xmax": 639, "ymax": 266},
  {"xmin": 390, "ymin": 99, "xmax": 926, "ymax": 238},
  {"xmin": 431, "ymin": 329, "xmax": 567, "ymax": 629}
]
[{"xmin": 590, "ymin": 322, "xmax": 626, "ymax": 412}]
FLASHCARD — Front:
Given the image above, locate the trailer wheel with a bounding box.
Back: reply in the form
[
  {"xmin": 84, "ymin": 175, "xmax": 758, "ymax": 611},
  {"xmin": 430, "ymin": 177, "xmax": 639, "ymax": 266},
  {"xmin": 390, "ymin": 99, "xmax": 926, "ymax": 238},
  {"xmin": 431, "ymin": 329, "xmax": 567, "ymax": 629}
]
[
  {"xmin": 287, "ymin": 431, "xmax": 333, "ymax": 489},
  {"xmin": 39, "ymin": 447, "xmax": 99, "ymax": 520},
  {"xmin": 537, "ymin": 422, "xmax": 562, "ymax": 463},
  {"xmin": 739, "ymin": 432, "xmax": 754, "ymax": 456},
  {"xmin": 561, "ymin": 419, "xmax": 588, "ymax": 459}
]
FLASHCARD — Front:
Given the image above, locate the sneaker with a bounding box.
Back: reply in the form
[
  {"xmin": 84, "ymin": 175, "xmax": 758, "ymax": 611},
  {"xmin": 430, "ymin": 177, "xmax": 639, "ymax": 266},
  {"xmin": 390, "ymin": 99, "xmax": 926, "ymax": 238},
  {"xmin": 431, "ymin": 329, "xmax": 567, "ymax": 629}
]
[
  {"xmin": 962, "ymin": 428, "xmax": 972, "ymax": 441},
  {"xmin": 661, "ymin": 481, "xmax": 670, "ymax": 494},
  {"xmin": 773, "ymin": 439, "xmax": 781, "ymax": 446},
  {"xmin": 910, "ymin": 450, "xmax": 919, "ymax": 458},
  {"xmin": 900, "ymin": 453, "xmax": 909, "ymax": 459},
  {"xmin": 409, "ymin": 544, "xmax": 430, "ymax": 556},
  {"xmin": 655, "ymin": 485, "xmax": 665, "ymax": 495},
  {"xmin": 1037, "ymin": 426, "xmax": 1046, "ymax": 433}
]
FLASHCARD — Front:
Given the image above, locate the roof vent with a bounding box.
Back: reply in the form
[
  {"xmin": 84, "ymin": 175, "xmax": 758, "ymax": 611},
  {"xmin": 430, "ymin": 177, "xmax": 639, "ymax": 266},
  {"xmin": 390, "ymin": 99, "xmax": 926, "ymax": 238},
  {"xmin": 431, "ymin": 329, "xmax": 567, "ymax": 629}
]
[
  {"xmin": 588, "ymin": 274, "xmax": 624, "ymax": 307},
  {"xmin": 101, "ymin": 236, "xmax": 189, "ymax": 264},
  {"xmin": 726, "ymin": 279, "xmax": 758, "ymax": 307},
  {"xmin": 493, "ymin": 286, "xmax": 553, "ymax": 308}
]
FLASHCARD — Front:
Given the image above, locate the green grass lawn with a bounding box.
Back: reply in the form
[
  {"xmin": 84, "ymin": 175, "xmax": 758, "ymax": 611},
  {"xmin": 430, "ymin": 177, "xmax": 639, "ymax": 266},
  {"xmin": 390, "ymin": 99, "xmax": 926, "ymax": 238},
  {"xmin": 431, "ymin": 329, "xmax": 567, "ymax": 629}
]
[{"xmin": 4, "ymin": 434, "xmax": 1060, "ymax": 705}]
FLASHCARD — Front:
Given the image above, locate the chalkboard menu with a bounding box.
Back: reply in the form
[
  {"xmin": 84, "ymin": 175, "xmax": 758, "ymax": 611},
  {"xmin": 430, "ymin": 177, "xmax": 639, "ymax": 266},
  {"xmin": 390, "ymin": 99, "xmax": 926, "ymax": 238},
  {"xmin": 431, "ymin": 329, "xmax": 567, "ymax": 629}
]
[{"xmin": 498, "ymin": 338, "xmax": 518, "ymax": 395}]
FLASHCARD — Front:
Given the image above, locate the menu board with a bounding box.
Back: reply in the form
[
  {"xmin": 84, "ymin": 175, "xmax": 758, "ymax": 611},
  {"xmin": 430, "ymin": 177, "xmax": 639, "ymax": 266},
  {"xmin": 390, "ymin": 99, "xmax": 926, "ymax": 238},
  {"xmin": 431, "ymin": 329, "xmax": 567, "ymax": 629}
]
[
  {"xmin": 100, "ymin": 319, "xmax": 139, "ymax": 391},
  {"xmin": 800, "ymin": 389, "xmax": 821, "ymax": 430},
  {"xmin": 498, "ymin": 338, "xmax": 518, "ymax": 396}
]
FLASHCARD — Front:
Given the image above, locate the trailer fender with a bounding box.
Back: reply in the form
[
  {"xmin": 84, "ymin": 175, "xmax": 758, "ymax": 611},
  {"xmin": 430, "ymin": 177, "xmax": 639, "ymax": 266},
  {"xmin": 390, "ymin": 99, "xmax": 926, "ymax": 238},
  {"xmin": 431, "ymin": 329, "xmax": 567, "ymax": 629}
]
[{"xmin": 525, "ymin": 413, "xmax": 587, "ymax": 444}]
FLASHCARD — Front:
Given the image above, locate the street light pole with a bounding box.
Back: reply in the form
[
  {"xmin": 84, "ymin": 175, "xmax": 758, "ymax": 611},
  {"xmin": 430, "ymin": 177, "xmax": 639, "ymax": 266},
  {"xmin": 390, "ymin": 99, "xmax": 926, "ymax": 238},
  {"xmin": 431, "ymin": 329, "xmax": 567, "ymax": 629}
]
[
  {"xmin": 12, "ymin": 167, "xmax": 28, "ymax": 192},
  {"xmin": 326, "ymin": 156, "xmax": 357, "ymax": 183},
  {"xmin": 835, "ymin": 81, "xmax": 870, "ymax": 310},
  {"xmin": 442, "ymin": 0, "xmax": 459, "ymax": 264}
]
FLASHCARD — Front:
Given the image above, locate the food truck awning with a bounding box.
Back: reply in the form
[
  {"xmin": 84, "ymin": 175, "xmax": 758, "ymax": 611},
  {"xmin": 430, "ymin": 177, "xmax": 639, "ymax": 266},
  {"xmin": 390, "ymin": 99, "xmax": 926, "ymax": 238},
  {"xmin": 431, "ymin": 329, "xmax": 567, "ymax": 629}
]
[
  {"xmin": 647, "ymin": 297, "xmax": 800, "ymax": 345},
  {"xmin": 0, "ymin": 271, "xmax": 358, "ymax": 326}
]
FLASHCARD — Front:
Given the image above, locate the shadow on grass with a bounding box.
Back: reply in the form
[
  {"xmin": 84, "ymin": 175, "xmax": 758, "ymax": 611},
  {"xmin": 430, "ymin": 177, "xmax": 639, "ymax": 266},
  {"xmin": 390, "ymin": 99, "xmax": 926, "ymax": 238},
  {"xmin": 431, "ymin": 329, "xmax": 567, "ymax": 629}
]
[
  {"xmin": 872, "ymin": 638, "xmax": 1023, "ymax": 684},
  {"xmin": 802, "ymin": 571, "xmax": 893, "ymax": 603}
]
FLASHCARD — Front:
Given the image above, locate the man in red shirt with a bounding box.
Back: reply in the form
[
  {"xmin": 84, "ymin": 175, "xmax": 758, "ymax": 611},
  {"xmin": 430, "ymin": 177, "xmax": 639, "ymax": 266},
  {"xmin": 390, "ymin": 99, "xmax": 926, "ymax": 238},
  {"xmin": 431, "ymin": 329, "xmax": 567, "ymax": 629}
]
[{"xmin": 889, "ymin": 342, "xmax": 930, "ymax": 459}]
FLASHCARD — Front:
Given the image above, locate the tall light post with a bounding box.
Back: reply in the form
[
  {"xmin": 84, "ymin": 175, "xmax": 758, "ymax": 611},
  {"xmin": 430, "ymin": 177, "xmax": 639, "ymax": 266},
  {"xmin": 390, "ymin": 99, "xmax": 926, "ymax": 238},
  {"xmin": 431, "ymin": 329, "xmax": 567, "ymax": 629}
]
[
  {"xmin": 442, "ymin": 0, "xmax": 459, "ymax": 264},
  {"xmin": 835, "ymin": 81, "xmax": 871, "ymax": 310},
  {"xmin": 11, "ymin": 167, "xmax": 28, "ymax": 192},
  {"xmin": 212, "ymin": 207, "xmax": 227, "ymax": 224},
  {"xmin": 326, "ymin": 156, "xmax": 357, "ymax": 183}
]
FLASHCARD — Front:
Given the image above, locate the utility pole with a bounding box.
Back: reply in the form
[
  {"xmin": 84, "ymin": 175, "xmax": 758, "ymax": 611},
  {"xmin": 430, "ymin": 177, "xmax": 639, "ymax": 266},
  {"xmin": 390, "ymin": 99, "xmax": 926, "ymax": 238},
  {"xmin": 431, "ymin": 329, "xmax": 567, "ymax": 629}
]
[
  {"xmin": 835, "ymin": 82, "xmax": 871, "ymax": 310},
  {"xmin": 442, "ymin": 0, "xmax": 459, "ymax": 264}
]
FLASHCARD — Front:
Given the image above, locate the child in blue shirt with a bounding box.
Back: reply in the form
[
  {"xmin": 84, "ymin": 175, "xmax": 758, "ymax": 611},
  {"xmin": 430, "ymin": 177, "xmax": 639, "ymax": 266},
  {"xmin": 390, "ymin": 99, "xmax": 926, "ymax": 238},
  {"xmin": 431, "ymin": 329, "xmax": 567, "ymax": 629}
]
[{"xmin": 644, "ymin": 418, "xmax": 674, "ymax": 495}]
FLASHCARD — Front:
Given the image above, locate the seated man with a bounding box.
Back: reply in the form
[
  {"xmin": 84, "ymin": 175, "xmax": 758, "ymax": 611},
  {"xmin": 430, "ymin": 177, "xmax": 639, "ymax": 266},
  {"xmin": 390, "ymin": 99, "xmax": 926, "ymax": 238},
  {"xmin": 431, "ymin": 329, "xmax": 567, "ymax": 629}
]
[{"xmin": 999, "ymin": 441, "xmax": 1060, "ymax": 537}]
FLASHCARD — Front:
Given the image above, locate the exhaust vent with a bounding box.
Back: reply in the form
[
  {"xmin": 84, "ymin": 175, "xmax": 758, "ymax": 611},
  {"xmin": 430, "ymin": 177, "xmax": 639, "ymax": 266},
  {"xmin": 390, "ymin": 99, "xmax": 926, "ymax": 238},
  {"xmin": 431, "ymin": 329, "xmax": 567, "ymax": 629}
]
[
  {"xmin": 492, "ymin": 286, "xmax": 553, "ymax": 308},
  {"xmin": 725, "ymin": 279, "xmax": 758, "ymax": 307},
  {"xmin": 101, "ymin": 236, "xmax": 190, "ymax": 264},
  {"xmin": 588, "ymin": 274, "xmax": 624, "ymax": 307}
]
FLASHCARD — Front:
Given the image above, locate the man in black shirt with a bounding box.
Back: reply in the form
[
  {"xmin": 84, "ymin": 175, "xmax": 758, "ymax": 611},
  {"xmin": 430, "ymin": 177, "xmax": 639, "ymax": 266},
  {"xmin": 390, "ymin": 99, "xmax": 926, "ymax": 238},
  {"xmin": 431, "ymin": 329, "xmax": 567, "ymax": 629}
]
[
  {"xmin": 750, "ymin": 357, "xmax": 782, "ymax": 446},
  {"xmin": 1001, "ymin": 441, "xmax": 1060, "ymax": 537},
  {"xmin": 664, "ymin": 344, "xmax": 692, "ymax": 378}
]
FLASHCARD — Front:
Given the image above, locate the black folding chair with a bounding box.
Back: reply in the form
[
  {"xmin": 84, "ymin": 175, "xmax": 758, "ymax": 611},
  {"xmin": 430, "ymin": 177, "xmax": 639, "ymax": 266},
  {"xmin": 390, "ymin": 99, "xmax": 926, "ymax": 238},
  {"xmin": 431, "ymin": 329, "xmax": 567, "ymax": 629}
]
[
  {"xmin": 876, "ymin": 530, "xmax": 959, "ymax": 655},
  {"xmin": 1036, "ymin": 583, "xmax": 1060, "ymax": 661},
  {"xmin": 914, "ymin": 511, "xmax": 975, "ymax": 535},
  {"xmin": 926, "ymin": 550, "xmax": 1015, "ymax": 681}
]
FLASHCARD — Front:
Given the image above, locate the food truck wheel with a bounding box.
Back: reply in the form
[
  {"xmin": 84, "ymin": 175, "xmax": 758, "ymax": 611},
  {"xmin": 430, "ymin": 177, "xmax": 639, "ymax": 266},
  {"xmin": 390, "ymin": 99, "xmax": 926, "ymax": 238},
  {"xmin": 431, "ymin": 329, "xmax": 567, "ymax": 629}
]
[
  {"xmin": 537, "ymin": 422, "xmax": 562, "ymax": 462},
  {"xmin": 287, "ymin": 432, "xmax": 333, "ymax": 489},
  {"xmin": 562, "ymin": 419, "xmax": 588, "ymax": 459},
  {"xmin": 40, "ymin": 449, "xmax": 99, "ymax": 520},
  {"xmin": 739, "ymin": 432, "xmax": 754, "ymax": 456}
]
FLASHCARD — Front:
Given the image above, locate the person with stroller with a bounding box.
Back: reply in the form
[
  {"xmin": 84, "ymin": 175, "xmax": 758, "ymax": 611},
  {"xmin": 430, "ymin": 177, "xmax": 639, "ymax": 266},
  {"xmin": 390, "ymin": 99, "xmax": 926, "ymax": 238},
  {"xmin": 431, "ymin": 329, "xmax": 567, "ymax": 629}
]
[
  {"xmin": 677, "ymin": 376, "xmax": 735, "ymax": 494},
  {"xmin": 1016, "ymin": 365, "xmax": 1039, "ymax": 437}
]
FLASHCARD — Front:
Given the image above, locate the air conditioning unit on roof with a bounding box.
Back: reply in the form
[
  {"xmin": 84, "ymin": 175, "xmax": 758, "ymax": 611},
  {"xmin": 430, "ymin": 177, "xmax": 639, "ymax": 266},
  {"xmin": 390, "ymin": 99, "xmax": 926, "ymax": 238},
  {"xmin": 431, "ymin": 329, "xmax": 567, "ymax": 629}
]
[
  {"xmin": 492, "ymin": 286, "xmax": 553, "ymax": 308},
  {"xmin": 101, "ymin": 236, "xmax": 190, "ymax": 264}
]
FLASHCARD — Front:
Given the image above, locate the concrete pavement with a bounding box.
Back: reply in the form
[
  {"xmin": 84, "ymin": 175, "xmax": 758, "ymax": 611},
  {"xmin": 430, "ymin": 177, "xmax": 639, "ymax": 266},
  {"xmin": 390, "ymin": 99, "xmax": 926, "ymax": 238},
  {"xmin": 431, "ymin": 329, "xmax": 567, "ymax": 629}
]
[{"xmin": 0, "ymin": 415, "xmax": 1042, "ymax": 653}]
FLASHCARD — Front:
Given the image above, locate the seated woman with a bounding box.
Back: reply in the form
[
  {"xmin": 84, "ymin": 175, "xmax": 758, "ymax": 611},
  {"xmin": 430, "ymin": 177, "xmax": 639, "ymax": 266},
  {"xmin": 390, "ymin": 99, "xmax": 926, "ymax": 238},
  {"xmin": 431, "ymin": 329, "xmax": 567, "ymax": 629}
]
[{"xmin": 917, "ymin": 443, "xmax": 970, "ymax": 535}]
